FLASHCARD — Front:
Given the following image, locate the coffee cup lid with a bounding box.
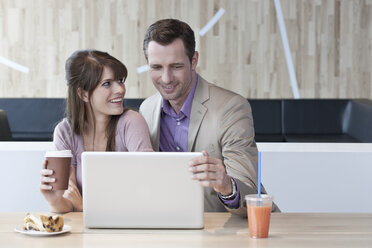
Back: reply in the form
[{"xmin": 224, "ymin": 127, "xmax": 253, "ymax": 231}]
[{"xmin": 45, "ymin": 150, "xmax": 72, "ymax": 158}]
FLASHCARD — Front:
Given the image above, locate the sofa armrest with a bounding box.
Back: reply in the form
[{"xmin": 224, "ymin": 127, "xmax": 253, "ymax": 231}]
[{"xmin": 344, "ymin": 100, "xmax": 372, "ymax": 142}]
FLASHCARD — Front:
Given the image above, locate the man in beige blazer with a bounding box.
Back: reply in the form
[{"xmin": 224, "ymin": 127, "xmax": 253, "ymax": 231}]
[{"xmin": 140, "ymin": 19, "xmax": 279, "ymax": 216}]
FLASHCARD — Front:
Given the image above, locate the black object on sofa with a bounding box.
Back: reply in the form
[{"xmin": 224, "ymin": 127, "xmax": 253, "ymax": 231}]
[
  {"xmin": 0, "ymin": 98, "xmax": 371, "ymax": 142},
  {"xmin": 0, "ymin": 109, "xmax": 12, "ymax": 141}
]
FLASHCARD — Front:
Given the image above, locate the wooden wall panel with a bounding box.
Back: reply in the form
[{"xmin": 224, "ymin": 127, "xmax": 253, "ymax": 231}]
[{"xmin": 0, "ymin": 0, "xmax": 371, "ymax": 99}]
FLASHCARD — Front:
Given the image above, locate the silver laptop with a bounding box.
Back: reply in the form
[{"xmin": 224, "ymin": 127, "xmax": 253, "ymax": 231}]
[{"xmin": 82, "ymin": 152, "xmax": 204, "ymax": 229}]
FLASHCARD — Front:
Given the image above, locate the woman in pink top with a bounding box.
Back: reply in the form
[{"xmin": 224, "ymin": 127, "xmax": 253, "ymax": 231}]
[{"xmin": 40, "ymin": 50, "xmax": 153, "ymax": 213}]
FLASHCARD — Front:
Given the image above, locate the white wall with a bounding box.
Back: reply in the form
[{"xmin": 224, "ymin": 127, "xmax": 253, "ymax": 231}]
[
  {"xmin": 0, "ymin": 142, "xmax": 53, "ymax": 212},
  {"xmin": 259, "ymin": 143, "xmax": 372, "ymax": 213},
  {"xmin": 1, "ymin": 142, "xmax": 372, "ymax": 212}
]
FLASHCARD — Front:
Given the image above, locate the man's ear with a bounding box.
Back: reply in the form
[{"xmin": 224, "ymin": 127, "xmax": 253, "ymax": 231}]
[
  {"xmin": 191, "ymin": 51, "xmax": 199, "ymax": 71},
  {"xmin": 77, "ymin": 88, "xmax": 89, "ymax": 103}
]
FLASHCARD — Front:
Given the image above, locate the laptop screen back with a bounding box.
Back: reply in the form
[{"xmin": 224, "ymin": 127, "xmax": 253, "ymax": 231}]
[{"xmin": 82, "ymin": 152, "xmax": 204, "ymax": 229}]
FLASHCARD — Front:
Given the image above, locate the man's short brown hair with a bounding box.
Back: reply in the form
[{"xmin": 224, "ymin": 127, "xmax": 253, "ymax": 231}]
[{"xmin": 143, "ymin": 19, "xmax": 195, "ymax": 62}]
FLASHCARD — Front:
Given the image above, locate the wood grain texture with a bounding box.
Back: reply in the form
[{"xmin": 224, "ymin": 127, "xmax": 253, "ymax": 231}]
[
  {"xmin": 2, "ymin": 212, "xmax": 372, "ymax": 247},
  {"xmin": 0, "ymin": 0, "xmax": 371, "ymax": 99}
]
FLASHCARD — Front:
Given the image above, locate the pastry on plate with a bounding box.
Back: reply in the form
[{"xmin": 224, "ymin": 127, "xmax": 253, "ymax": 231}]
[{"xmin": 23, "ymin": 213, "xmax": 64, "ymax": 232}]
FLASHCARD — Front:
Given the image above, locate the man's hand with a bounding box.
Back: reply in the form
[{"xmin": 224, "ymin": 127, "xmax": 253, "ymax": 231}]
[{"xmin": 189, "ymin": 150, "xmax": 232, "ymax": 195}]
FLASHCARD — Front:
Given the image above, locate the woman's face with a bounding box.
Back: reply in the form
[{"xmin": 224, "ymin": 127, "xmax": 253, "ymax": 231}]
[{"xmin": 86, "ymin": 66, "xmax": 126, "ymax": 121}]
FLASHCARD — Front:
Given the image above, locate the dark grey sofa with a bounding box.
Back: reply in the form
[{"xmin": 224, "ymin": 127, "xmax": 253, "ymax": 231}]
[
  {"xmin": 1, "ymin": 98, "xmax": 371, "ymax": 142},
  {"xmin": 0, "ymin": 99, "xmax": 65, "ymax": 141},
  {"xmin": 250, "ymin": 99, "xmax": 372, "ymax": 143}
]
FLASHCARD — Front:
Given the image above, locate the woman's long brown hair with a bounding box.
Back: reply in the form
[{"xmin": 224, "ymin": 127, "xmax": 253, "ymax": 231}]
[{"xmin": 65, "ymin": 50, "xmax": 128, "ymax": 151}]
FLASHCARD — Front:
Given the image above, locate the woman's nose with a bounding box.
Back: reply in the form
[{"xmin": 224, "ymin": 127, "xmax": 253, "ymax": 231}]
[{"xmin": 113, "ymin": 80, "xmax": 125, "ymax": 94}]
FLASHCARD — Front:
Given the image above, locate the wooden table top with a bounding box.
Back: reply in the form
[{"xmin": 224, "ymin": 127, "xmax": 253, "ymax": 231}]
[{"xmin": 2, "ymin": 212, "xmax": 372, "ymax": 247}]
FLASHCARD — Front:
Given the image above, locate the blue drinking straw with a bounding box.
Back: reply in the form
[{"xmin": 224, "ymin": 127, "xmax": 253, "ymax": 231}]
[{"xmin": 258, "ymin": 151, "xmax": 261, "ymax": 199}]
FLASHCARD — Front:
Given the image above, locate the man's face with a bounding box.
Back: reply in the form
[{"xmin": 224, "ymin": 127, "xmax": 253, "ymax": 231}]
[{"xmin": 147, "ymin": 38, "xmax": 198, "ymax": 106}]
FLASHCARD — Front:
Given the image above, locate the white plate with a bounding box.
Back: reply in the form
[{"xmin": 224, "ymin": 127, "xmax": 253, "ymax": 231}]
[{"xmin": 14, "ymin": 225, "xmax": 72, "ymax": 236}]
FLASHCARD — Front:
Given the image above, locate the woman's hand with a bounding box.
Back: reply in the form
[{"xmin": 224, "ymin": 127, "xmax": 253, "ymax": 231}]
[
  {"xmin": 63, "ymin": 179, "xmax": 83, "ymax": 212},
  {"xmin": 39, "ymin": 159, "xmax": 74, "ymax": 213},
  {"xmin": 39, "ymin": 160, "xmax": 65, "ymax": 204}
]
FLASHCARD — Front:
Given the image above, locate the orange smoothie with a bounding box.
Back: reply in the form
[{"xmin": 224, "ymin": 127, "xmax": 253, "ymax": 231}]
[{"xmin": 247, "ymin": 205, "xmax": 272, "ymax": 238}]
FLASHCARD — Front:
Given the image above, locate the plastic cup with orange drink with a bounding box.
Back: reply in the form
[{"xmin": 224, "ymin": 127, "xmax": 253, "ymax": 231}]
[{"xmin": 245, "ymin": 194, "xmax": 273, "ymax": 238}]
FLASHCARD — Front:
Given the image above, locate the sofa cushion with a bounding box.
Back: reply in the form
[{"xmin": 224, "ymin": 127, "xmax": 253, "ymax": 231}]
[
  {"xmin": 249, "ymin": 100, "xmax": 282, "ymax": 135},
  {"xmin": 282, "ymin": 100, "xmax": 349, "ymax": 134}
]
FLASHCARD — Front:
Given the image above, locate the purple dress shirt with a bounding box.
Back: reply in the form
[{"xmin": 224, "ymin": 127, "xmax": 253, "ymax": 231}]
[{"xmin": 159, "ymin": 75, "xmax": 240, "ymax": 209}]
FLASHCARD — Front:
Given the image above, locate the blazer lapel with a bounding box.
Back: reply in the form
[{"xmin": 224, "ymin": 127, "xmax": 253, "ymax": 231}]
[
  {"xmin": 188, "ymin": 76, "xmax": 210, "ymax": 151},
  {"xmin": 151, "ymin": 94, "xmax": 162, "ymax": 151}
]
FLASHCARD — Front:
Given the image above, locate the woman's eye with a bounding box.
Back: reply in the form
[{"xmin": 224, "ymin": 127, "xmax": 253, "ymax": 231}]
[
  {"xmin": 102, "ymin": 81, "xmax": 111, "ymax": 86},
  {"xmin": 118, "ymin": 78, "xmax": 125, "ymax": 84}
]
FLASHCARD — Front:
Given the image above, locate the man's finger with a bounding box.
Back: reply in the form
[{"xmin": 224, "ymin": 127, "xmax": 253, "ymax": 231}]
[
  {"xmin": 190, "ymin": 163, "xmax": 219, "ymax": 173},
  {"xmin": 192, "ymin": 171, "xmax": 210, "ymax": 180},
  {"xmin": 189, "ymin": 156, "xmax": 209, "ymax": 166},
  {"xmin": 189, "ymin": 156, "xmax": 222, "ymax": 168},
  {"xmin": 199, "ymin": 180, "xmax": 222, "ymax": 188},
  {"xmin": 192, "ymin": 170, "xmax": 224, "ymax": 181},
  {"xmin": 200, "ymin": 180, "xmax": 211, "ymax": 187}
]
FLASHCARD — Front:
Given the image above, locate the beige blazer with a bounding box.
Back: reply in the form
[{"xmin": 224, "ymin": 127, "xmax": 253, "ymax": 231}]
[{"xmin": 140, "ymin": 75, "xmax": 279, "ymax": 216}]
